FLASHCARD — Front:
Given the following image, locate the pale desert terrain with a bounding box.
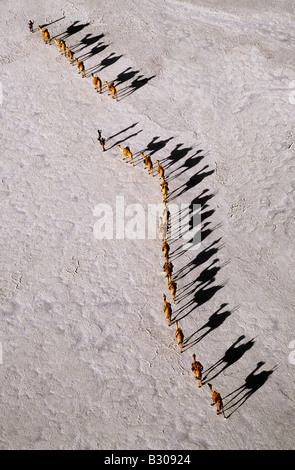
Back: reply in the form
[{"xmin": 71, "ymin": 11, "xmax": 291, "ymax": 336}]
[{"xmin": 0, "ymin": 0, "xmax": 295, "ymax": 450}]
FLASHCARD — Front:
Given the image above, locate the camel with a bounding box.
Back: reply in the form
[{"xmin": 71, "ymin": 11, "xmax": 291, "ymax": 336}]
[
  {"xmin": 162, "ymin": 238, "xmax": 170, "ymax": 261},
  {"xmin": 28, "ymin": 20, "xmax": 34, "ymax": 32},
  {"xmin": 76, "ymin": 59, "xmax": 85, "ymax": 78},
  {"xmin": 140, "ymin": 152, "xmax": 154, "ymax": 176},
  {"xmin": 175, "ymin": 321, "xmax": 184, "ymax": 353},
  {"xmin": 163, "ymin": 294, "xmax": 169, "ymax": 312},
  {"xmin": 208, "ymin": 384, "xmax": 226, "ymax": 418},
  {"xmin": 159, "ymin": 217, "xmax": 167, "ymax": 239},
  {"xmin": 168, "ymin": 279, "xmax": 176, "ymax": 303},
  {"xmin": 52, "ymin": 37, "xmax": 63, "ymax": 53},
  {"xmin": 38, "ymin": 25, "xmax": 50, "ymax": 44},
  {"xmin": 117, "ymin": 145, "xmax": 134, "ymax": 166},
  {"xmin": 157, "ymin": 160, "xmax": 165, "ymax": 180},
  {"xmin": 163, "ymin": 202, "xmax": 170, "ymax": 227},
  {"xmin": 104, "ymin": 81, "xmax": 118, "ymax": 101},
  {"xmin": 162, "ymin": 187, "xmax": 168, "ymax": 203},
  {"xmin": 191, "ymin": 354, "xmax": 203, "ymax": 388},
  {"xmin": 61, "ymin": 40, "xmax": 67, "ymax": 56},
  {"xmin": 66, "ymin": 47, "xmax": 74, "ymax": 63},
  {"xmin": 163, "ymin": 294, "xmax": 172, "ymax": 326},
  {"xmin": 160, "ymin": 178, "xmax": 169, "ymax": 202},
  {"xmin": 91, "ymin": 74, "xmax": 102, "ymax": 93},
  {"xmin": 160, "ymin": 178, "xmax": 169, "ymax": 193},
  {"xmin": 163, "ymin": 260, "xmax": 173, "ymax": 283}
]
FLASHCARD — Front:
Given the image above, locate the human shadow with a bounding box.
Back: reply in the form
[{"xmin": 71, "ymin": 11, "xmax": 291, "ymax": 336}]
[
  {"xmin": 107, "ymin": 122, "xmax": 139, "ymax": 141},
  {"xmin": 107, "ymin": 129, "xmax": 143, "ymax": 150},
  {"xmin": 203, "ymin": 335, "xmax": 256, "ymax": 383},
  {"xmin": 181, "ymin": 303, "xmax": 232, "ymax": 350},
  {"xmin": 40, "ymin": 16, "xmax": 65, "ymax": 29},
  {"xmin": 223, "ymin": 362, "xmax": 276, "ymax": 418}
]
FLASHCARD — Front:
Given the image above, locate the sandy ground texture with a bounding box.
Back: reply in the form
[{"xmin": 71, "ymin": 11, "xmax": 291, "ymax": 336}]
[{"xmin": 1, "ymin": 0, "xmax": 295, "ymax": 450}]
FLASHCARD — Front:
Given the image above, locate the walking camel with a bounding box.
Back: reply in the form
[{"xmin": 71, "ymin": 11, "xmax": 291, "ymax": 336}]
[
  {"xmin": 104, "ymin": 81, "xmax": 118, "ymax": 101},
  {"xmin": 91, "ymin": 74, "xmax": 102, "ymax": 93},
  {"xmin": 175, "ymin": 321, "xmax": 184, "ymax": 353},
  {"xmin": 159, "ymin": 217, "xmax": 167, "ymax": 239},
  {"xmin": 66, "ymin": 46, "xmax": 74, "ymax": 63},
  {"xmin": 163, "ymin": 294, "xmax": 172, "ymax": 326},
  {"xmin": 163, "ymin": 202, "xmax": 170, "ymax": 227},
  {"xmin": 38, "ymin": 25, "xmax": 50, "ymax": 44},
  {"xmin": 53, "ymin": 38, "xmax": 63, "ymax": 53},
  {"xmin": 208, "ymin": 384, "xmax": 226, "ymax": 418},
  {"xmin": 191, "ymin": 354, "xmax": 203, "ymax": 388},
  {"xmin": 168, "ymin": 278, "xmax": 177, "ymax": 303},
  {"xmin": 157, "ymin": 160, "xmax": 165, "ymax": 180},
  {"xmin": 163, "ymin": 260, "xmax": 173, "ymax": 283},
  {"xmin": 162, "ymin": 238, "xmax": 170, "ymax": 261},
  {"xmin": 117, "ymin": 145, "xmax": 134, "ymax": 166},
  {"xmin": 76, "ymin": 59, "xmax": 85, "ymax": 78},
  {"xmin": 140, "ymin": 152, "xmax": 154, "ymax": 176}
]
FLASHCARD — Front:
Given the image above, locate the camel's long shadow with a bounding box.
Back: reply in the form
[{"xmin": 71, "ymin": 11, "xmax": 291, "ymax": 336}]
[
  {"xmin": 167, "ymin": 152, "xmax": 205, "ymax": 182},
  {"xmin": 53, "ymin": 20, "xmax": 91, "ymax": 41},
  {"xmin": 162, "ymin": 143, "xmax": 195, "ymax": 172},
  {"xmin": 118, "ymin": 74, "xmax": 156, "ymax": 100},
  {"xmin": 142, "ymin": 136, "xmax": 175, "ymax": 157},
  {"xmin": 114, "ymin": 67, "xmax": 140, "ymax": 87},
  {"xmin": 202, "ymin": 335, "xmax": 256, "ymax": 383},
  {"xmin": 71, "ymin": 33, "xmax": 105, "ymax": 52},
  {"xmin": 173, "ymin": 238, "xmax": 223, "ymax": 281},
  {"xmin": 223, "ymin": 362, "xmax": 276, "ymax": 418},
  {"xmin": 168, "ymin": 165, "xmax": 215, "ymax": 201},
  {"xmin": 181, "ymin": 303, "xmax": 232, "ymax": 350},
  {"xmin": 78, "ymin": 42, "xmax": 109, "ymax": 62},
  {"xmin": 177, "ymin": 259, "xmax": 223, "ymax": 302},
  {"xmin": 173, "ymin": 282, "xmax": 226, "ymax": 322},
  {"xmin": 170, "ymin": 222, "xmax": 219, "ymax": 261},
  {"xmin": 85, "ymin": 52, "xmax": 123, "ymax": 77}
]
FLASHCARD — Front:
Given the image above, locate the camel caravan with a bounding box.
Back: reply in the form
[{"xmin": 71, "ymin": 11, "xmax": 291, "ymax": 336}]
[{"xmin": 30, "ymin": 18, "xmax": 227, "ymax": 419}]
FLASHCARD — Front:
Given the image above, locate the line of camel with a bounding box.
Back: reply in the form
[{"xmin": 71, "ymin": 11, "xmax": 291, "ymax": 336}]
[{"xmin": 29, "ymin": 18, "xmax": 226, "ymax": 419}]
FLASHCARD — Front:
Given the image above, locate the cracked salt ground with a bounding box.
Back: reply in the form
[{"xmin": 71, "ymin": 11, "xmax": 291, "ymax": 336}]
[{"xmin": 0, "ymin": 0, "xmax": 295, "ymax": 450}]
